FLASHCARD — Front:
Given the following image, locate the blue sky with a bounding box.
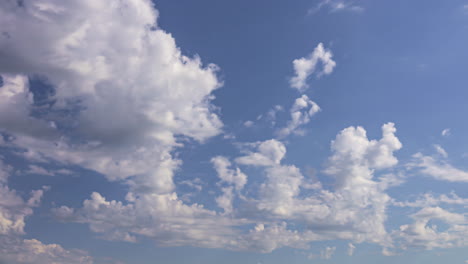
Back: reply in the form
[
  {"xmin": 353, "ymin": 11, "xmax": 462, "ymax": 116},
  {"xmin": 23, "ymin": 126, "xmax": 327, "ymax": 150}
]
[{"xmin": 1, "ymin": 0, "xmax": 468, "ymax": 263}]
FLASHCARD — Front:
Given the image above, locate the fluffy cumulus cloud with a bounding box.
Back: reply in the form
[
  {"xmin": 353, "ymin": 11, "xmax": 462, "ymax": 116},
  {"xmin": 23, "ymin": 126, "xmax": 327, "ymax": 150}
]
[
  {"xmin": 394, "ymin": 207, "xmax": 468, "ymax": 250},
  {"xmin": 2, "ymin": 0, "xmax": 468, "ymax": 259},
  {"xmin": 290, "ymin": 43, "xmax": 336, "ymax": 91},
  {"xmin": 276, "ymin": 95, "xmax": 321, "ymax": 138},
  {"xmin": 52, "ymin": 123, "xmax": 404, "ymax": 253},
  {"xmin": 0, "ymin": 0, "xmax": 222, "ymax": 195}
]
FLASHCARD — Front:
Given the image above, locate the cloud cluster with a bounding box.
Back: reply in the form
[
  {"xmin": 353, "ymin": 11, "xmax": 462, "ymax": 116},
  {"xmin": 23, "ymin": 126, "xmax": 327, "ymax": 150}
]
[
  {"xmin": 0, "ymin": 237, "xmax": 93, "ymax": 264},
  {"xmin": 53, "ymin": 123, "xmax": 405, "ymax": 254},
  {"xmin": 394, "ymin": 207, "xmax": 468, "ymax": 250},
  {"xmin": 0, "ymin": 157, "xmax": 95, "ymax": 263},
  {"xmin": 1, "ymin": 0, "xmax": 468, "ymax": 260}
]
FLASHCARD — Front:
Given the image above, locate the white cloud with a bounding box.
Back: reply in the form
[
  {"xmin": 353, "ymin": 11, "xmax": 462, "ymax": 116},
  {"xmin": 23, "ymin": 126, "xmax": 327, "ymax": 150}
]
[
  {"xmin": 1, "ymin": 0, "xmax": 443, "ymax": 258},
  {"xmin": 394, "ymin": 207, "xmax": 468, "ymax": 250},
  {"xmin": 236, "ymin": 139, "xmax": 287, "ymax": 167},
  {"xmin": 53, "ymin": 123, "xmax": 404, "ymax": 252},
  {"xmin": 309, "ymin": 0, "xmax": 365, "ymax": 14},
  {"xmin": 0, "ymin": 237, "xmax": 94, "ymax": 264},
  {"xmin": 347, "ymin": 243, "xmax": 356, "ymax": 256},
  {"xmin": 216, "ymin": 187, "xmax": 234, "ymax": 214},
  {"xmin": 0, "ymin": 0, "xmax": 223, "ymax": 197},
  {"xmin": 434, "ymin": 144, "xmax": 448, "ymax": 158},
  {"xmin": 257, "ymin": 165, "xmax": 304, "ymax": 217},
  {"xmin": 290, "ymin": 43, "xmax": 336, "ymax": 91},
  {"xmin": 441, "ymin": 128, "xmax": 451, "ymax": 137},
  {"xmin": 321, "ymin": 246, "xmax": 336, "ymax": 259},
  {"xmin": 0, "ymin": 158, "xmax": 94, "ymax": 264},
  {"xmin": 276, "ymin": 95, "xmax": 321, "ymax": 138},
  {"xmin": 244, "ymin": 120, "xmax": 254, "ymax": 127},
  {"xmin": 325, "ymin": 123, "xmax": 402, "ymax": 188},
  {"xmin": 382, "ymin": 247, "xmax": 397, "ymax": 256},
  {"xmin": 212, "ymin": 156, "xmax": 247, "ymax": 190},
  {"xmin": 179, "ymin": 177, "xmax": 203, "ymax": 192},
  {"xmin": 409, "ymin": 153, "xmax": 468, "ymax": 182},
  {"xmin": 0, "ymin": 159, "xmax": 46, "ymax": 236},
  {"xmin": 393, "ymin": 192, "xmax": 468, "ymax": 208}
]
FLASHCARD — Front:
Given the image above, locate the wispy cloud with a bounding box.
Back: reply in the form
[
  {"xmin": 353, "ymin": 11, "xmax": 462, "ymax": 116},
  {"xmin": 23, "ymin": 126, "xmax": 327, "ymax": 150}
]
[{"xmin": 309, "ymin": 0, "xmax": 364, "ymax": 14}]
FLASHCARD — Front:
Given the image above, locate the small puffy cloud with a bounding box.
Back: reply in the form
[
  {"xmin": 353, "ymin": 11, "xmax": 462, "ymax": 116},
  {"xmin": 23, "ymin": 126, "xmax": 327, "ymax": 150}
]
[
  {"xmin": 290, "ymin": 43, "xmax": 336, "ymax": 91},
  {"xmin": 441, "ymin": 128, "xmax": 451, "ymax": 137},
  {"xmin": 382, "ymin": 247, "xmax": 397, "ymax": 256},
  {"xmin": 0, "ymin": 177, "xmax": 46, "ymax": 236},
  {"xmin": 309, "ymin": 0, "xmax": 364, "ymax": 14},
  {"xmin": 276, "ymin": 95, "xmax": 321, "ymax": 138},
  {"xmin": 244, "ymin": 120, "xmax": 254, "ymax": 127},
  {"xmin": 212, "ymin": 156, "xmax": 247, "ymax": 190},
  {"xmin": 325, "ymin": 123, "xmax": 402, "ymax": 188},
  {"xmin": 236, "ymin": 139, "xmax": 287, "ymax": 166}
]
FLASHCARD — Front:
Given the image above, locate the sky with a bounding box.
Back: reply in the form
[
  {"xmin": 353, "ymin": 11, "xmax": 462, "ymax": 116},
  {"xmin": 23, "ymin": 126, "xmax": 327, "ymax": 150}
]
[{"xmin": 1, "ymin": 0, "xmax": 468, "ymax": 263}]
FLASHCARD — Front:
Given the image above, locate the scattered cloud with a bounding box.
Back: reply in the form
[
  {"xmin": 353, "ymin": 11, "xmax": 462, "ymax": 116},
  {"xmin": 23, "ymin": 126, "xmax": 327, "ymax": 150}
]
[
  {"xmin": 276, "ymin": 95, "xmax": 321, "ymax": 138},
  {"xmin": 393, "ymin": 192, "xmax": 468, "ymax": 208},
  {"xmin": 434, "ymin": 144, "xmax": 448, "ymax": 158},
  {"xmin": 0, "ymin": 238, "xmax": 94, "ymax": 264},
  {"xmin": 309, "ymin": 0, "xmax": 364, "ymax": 15},
  {"xmin": 394, "ymin": 207, "xmax": 468, "ymax": 250},
  {"xmin": 0, "ymin": 158, "xmax": 95, "ymax": 264},
  {"xmin": 51, "ymin": 123, "xmax": 403, "ymax": 252},
  {"xmin": 290, "ymin": 43, "xmax": 336, "ymax": 91},
  {"xmin": 1, "ymin": 0, "xmax": 467, "ymax": 260},
  {"xmin": 244, "ymin": 120, "xmax": 254, "ymax": 127},
  {"xmin": 347, "ymin": 243, "xmax": 356, "ymax": 256},
  {"xmin": 409, "ymin": 153, "xmax": 468, "ymax": 182},
  {"xmin": 441, "ymin": 128, "xmax": 451, "ymax": 137},
  {"xmin": 212, "ymin": 156, "xmax": 248, "ymax": 191}
]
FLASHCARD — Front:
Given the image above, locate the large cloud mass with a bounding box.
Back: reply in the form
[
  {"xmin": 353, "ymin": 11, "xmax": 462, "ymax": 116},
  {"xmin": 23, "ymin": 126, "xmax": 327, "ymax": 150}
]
[{"xmin": 0, "ymin": 0, "xmax": 223, "ymax": 194}]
